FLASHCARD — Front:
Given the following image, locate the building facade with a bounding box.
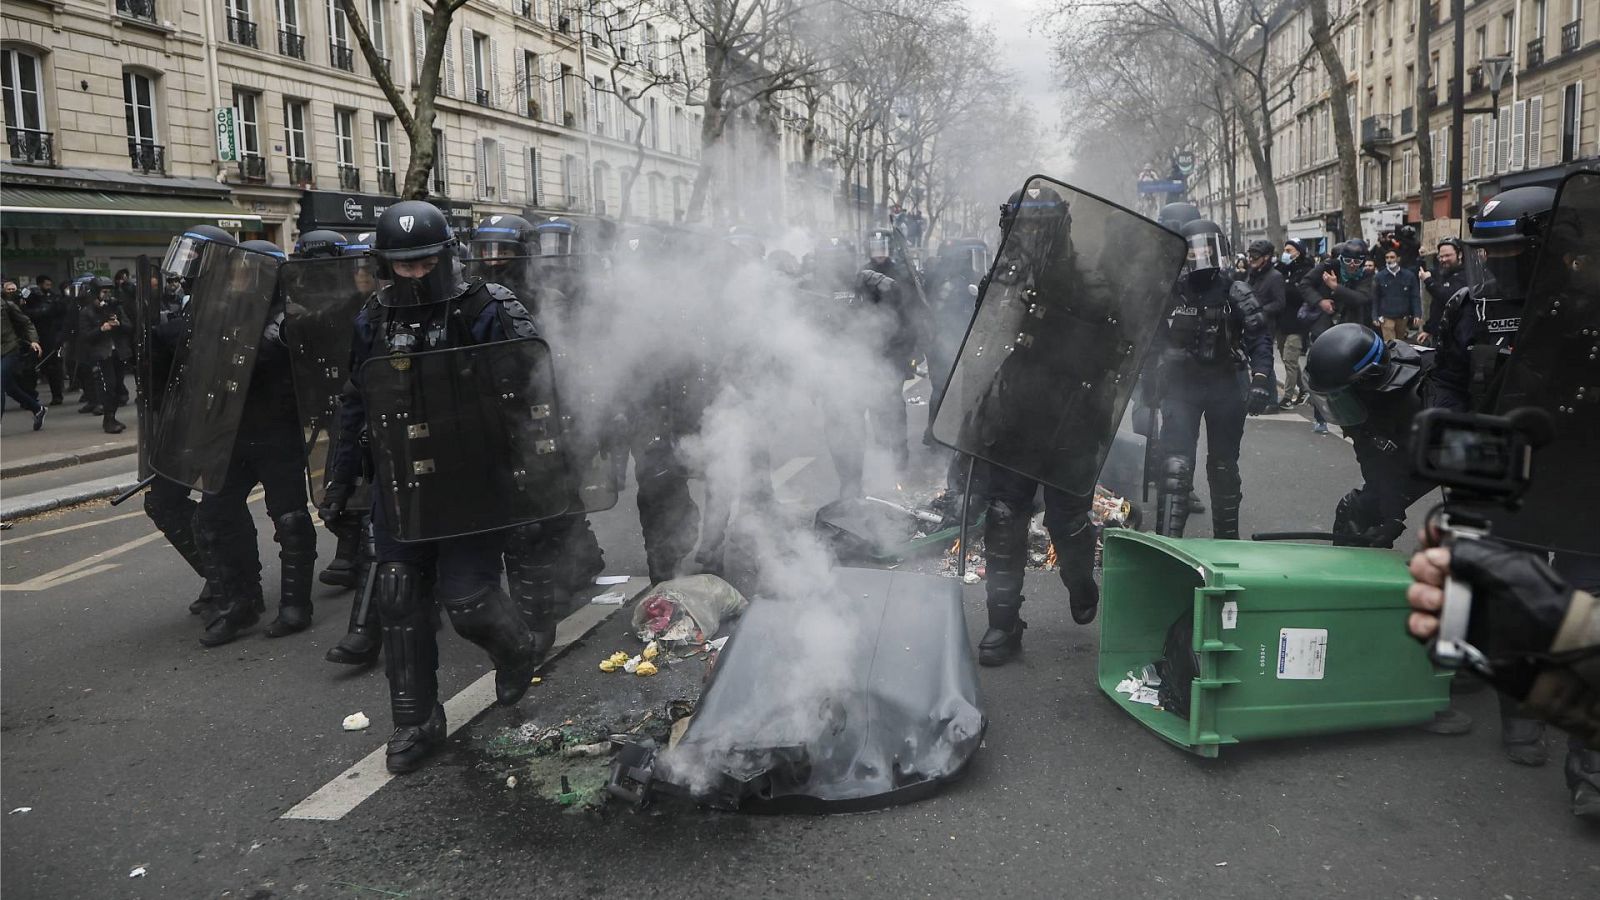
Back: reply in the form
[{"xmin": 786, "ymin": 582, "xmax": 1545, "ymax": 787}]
[{"xmin": 3, "ymin": 0, "xmax": 844, "ymax": 282}]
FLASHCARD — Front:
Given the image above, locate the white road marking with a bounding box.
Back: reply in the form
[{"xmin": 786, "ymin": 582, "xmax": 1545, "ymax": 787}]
[
  {"xmin": 280, "ymin": 577, "xmax": 650, "ymax": 823},
  {"xmin": 0, "ymin": 488, "xmax": 266, "ymax": 589},
  {"xmin": 770, "ymin": 455, "xmax": 814, "ymax": 489},
  {"xmin": 1, "ymin": 509, "xmax": 150, "ymax": 544}
]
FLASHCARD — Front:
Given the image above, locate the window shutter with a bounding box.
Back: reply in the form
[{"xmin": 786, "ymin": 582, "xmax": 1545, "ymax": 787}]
[
  {"xmin": 545, "ymin": 60, "xmax": 557, "ymax": 123},
  {"xmin": 463, "ymin": 29, "xmax": 477, "ymax": 100},
  {"xmin": 529, "ymin": 148, "xmax": 542, "ymax": 205},
  {"xmin": 1498, "ymin": 103, "xmax": 1512, "ymax": 172},
  {"xmin": 1572, "ymin": 81, "xmax": 1583, "ymax": 158},
  {"xmin": 443, "ymin": 30, "xmax": 456, "ymax": 96},
  {"xmin": 1527, "ymin": 95, "xmax": 1543, "ymax": 168},
  {"xmin": 413, "ymin": 11, "xmax": 425, "ymax": 86},
  {"xmin": 1469, "ymin": 116, "xmax": 1482, "ymax": 178},
  {"xmin": 1510, "ymin": 99, "xmax": 1527, "ymax": 169},
  {"xmin": 474, "ymin": 138, "xmax": 487, "ymax": 199},
  {"xmin": 490, "ymin": 38, "xmax": 501, "ymax": 106},
  {"xmin": 498, "ymin": 142, "xmax": 508, "ymax": 200},
  {"xmin": 515, "ymin": 52, "xmax": 528, "ymax": 113}
]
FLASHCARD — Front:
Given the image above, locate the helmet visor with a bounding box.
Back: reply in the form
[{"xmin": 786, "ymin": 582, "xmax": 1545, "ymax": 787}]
[
  {"xmin": 1464, "ymin": 242, "xmax": 1534, "ymax": 301},
  {"xmin": 1184, "ymin": 233, "xmax": 1226, "ymax": 273},
  {"xmin": 867, "ymin": 234, "xmax": 890, "ymax": 259},
  {"xmin": 162, "ymin": 234, "xmax": 211, "ymax": 280},
  {"xmin": 472, "ymin": 240, "xmax": 523, "ymax": 260},
  {"xmin": 1309, "ymin": 386, "xmax": 1368, "ymax": 426},
  {"xmin": 536, "ymin": 232, "xmax": 571, "ymax": 256},
  {"xmin": 377, "ymin": 254, "xmax": 455, "ymax": 307}
]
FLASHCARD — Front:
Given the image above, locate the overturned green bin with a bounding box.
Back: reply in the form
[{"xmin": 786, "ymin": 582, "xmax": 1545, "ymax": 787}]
[{"xmin": 1097, "ymin": 530, "xmax": 1452, "ymax": 757}]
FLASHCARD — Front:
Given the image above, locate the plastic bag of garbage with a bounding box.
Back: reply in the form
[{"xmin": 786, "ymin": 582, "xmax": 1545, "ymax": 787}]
[{"xmin": 631, "ymin": 574, "xmax": 748, "ymax": 642}]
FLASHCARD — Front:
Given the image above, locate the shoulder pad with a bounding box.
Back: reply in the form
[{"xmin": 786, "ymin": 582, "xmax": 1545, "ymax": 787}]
[
  {"xmin": 483, "ymin": 282, "xmax": 518, "ymax": 303},
  {"xmin": 1230, "ymin": 280, "xmax": 1265, "ymax": 328},
  {"xmin": 498, "ymin": 298, "xmax": 539, "ymax": 339}
]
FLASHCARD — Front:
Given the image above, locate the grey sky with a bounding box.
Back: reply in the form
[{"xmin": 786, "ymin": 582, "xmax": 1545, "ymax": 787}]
[{"xmin": 959, "ymin": 0, "xmax": 1071, "ymax": 172}]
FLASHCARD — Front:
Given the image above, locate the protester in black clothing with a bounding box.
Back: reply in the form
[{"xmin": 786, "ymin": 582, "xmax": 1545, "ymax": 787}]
[
  {"xmin": 76, "ymin": 278, "xmax": 129, "ymax": 434},
  {"xmin": 19, "ymin": 275, "xmax": 65, "ymax": 405},
  {"xmin": 1243, "ymin": 240, "xmax": 1287, "ymax": 411},
  {"xmin": 1417, "ymin": 238, "xmax": 1467, "ymax": 344},
  {"xmin": 1274, "ymin": 240, "xmax": 1315, "ymax": 406}
]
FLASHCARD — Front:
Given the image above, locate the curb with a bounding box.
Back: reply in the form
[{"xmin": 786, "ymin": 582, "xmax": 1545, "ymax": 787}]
[
  {"xmin": 0, "ymin": 442, "xmax": 138, "ymax": 479},
  {"xmin": 0, "ymin": 475, "xmax": 141, "ymax": 522}
]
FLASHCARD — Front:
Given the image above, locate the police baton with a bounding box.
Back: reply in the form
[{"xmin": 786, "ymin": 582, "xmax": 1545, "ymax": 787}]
[{"xmin": 109, "ymin": 473, "xmax": 159, "ymax": 507}]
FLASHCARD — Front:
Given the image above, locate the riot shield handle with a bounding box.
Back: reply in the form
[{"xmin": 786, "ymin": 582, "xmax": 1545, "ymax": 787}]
[{"xmin": 109, "ymin": 473, "xmax": 159, "ymax": 507}]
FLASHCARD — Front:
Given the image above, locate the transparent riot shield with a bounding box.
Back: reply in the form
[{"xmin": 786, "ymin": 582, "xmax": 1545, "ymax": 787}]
[
  {"xmin": 1491, "ymin": 170, "xmax": 1600, "ymax": 557},
  {"xmin": 930, "ymin": 176, "xmax": 1186, "ymax": 500},
  {"xmin": 281, "ymin": 255, "xmax": 380, "ymax": 505},
  {"xmin": 360, "ymin": 336, "xmax": 618, "ymax": 543},
  {"xmin": 148, "ymin": 245, "xmax": 280, "ymax": 493}
]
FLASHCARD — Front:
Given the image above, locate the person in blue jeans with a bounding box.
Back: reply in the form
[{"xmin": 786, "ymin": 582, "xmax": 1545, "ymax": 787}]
[{"xmin": 2, "ymin": 288, "xmax": 47, "ymax": 430}]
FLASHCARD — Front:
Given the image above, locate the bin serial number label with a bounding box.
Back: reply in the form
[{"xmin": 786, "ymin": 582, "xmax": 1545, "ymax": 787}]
[{"xmin": 1275, "ymin": 628, "xmax": 1328, "ymax": 680}]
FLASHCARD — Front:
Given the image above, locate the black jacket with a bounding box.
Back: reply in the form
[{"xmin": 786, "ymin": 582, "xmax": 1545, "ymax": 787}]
[
  {"xmin": 1245, "ymin": 264, "xmax": 1287, "ymax": 331},
  {"xmin": 1300, "ymin": 262, "xmax": 1375, "ymax": 341},
  {"xmin": 1421, "ymin": 265, "xmax": 1469, "ymax": 336},
  {"xmin": 18, "ymin": 287, "xmax": 64, "ymax": 347}
]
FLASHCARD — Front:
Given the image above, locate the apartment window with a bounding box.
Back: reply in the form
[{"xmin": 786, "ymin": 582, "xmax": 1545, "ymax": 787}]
[
  {"xmin": 592, "ymin": 163, "xmax": 608, "ymax": 215},
  {"xmin": 1475, "ymin": 26, "xmax": 1487, "ymax": 64},
  {"xmin": 560, "ymin": 64, "xmax": 575, "ymax": 124},
  {"xmin": 328, "ymin": 1, "xmax": 353, "ymax": 71},
  {"xmin": 277, "ymin": 0, "xmax": 304, "ymax": 58},
  {"xmin": 368, "ymin": 0, "xmax": 387, "ymax": 57},
  {"xmin": 1534, "ymin": 0, "xmax": 1548, "ymax": 38},
  {"xmin": 592, "ymin": 76, "xmax": 606, "ymax": 135},
  {"xmin": 1561, "ymin": 83, "xmax": 1583, "ymax": 162},
  {"xmin": 284, "ymin": 98, "xmax": 308, "ymax": 161},
  {"xmin": 562, "ymin": 152, "xmax": 580, "ymax": 205},
  {"xmin": 232, "ymin": 87, "xmax": 262, "ymax": 160},
  {"xmin": 648, "ymin": 97, "xmax": 659, "ymax": 149},
  {"xmin": 335, "ymin": 107, "xmax": 359, "ymax": 189},
  {"xmin": 1384, "ymin": 0, "xmax": 1394, "ymax": 46},
  {"xmin": 475, "ymin": 136, "xmax": 502, "ymax": 201},
  {"xmin": 2, "ymin": 48, "xmax": 46, "ymax": 136},
  {"xmin": 519, "ymin": 50, "xmax": 539, "ymax": 117},
  {"xmin": 526, "ymin": 147, "xmax": 542, "ymax": 205},
  {"xmin": 471, "ymin": 32, "xmax": 491, "ymax": 106},
  {"xmin": 375, "ymin": 116, "xmax": 392, "ymax": 173},
  {"xmin": 123, "ymin": 69, "xmax": 162, "ymax": 173},
  {"xmin": 432, "ymin": 128, "xmax": 448, "ymax": 194},
  {"xmin": 116, "ymin": 0, "xmax": 157, "ymax": 22},
  {"xmin": 226, "ymin": 0, "xmax": 259, "ymax": 48}
]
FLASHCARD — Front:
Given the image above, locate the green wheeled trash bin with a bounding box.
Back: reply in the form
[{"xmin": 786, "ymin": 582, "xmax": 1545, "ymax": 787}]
[{"xmin": 1097, "ymin": 530, "xmax": 1452, "ymax": 757}]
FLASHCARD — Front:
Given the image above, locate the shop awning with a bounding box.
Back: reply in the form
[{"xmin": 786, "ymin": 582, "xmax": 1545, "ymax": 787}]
[{"xmin": 1, "ymin": 187, "xmax": 261, "ymax": 231}]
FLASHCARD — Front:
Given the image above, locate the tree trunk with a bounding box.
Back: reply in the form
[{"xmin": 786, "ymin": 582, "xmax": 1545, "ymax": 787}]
[
  {"xmin": 686, "ymin": 94, "xmax": 726, "ymax": 224},
  {"xmin": 339, "ymin": 0, "xmax": 452, "ymax": 200},
  {"xmin": 1414, "ymin": 0, "xmax": 1435, "ymax": 220},
  {"xmin": 1309, "ymin": 0, "xmax": 1362, "ymax": 242}
]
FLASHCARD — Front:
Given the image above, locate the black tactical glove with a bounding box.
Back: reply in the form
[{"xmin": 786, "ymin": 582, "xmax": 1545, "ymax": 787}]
[
  {"xmin": 1451, "ymin": 538, "xmax": 1576, "ymax": 699},
  {"xmin": 319, "ymin": 480, "xmax": 353, "ymax": 526},
  {"xmin": 1246, "ymin": 373, "xmax": 1273, "ymax": 415}
]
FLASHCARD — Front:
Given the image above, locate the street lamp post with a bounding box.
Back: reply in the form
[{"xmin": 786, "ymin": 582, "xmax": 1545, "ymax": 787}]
[{"xmin": 1449, "ymin": 34, "xmax": 1515, "ymax": 218}]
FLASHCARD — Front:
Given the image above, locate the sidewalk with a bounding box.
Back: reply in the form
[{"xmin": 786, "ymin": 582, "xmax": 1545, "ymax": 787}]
[{"xmin": 1, "ymin": 379, "xmax": 140, "ymax": 520}]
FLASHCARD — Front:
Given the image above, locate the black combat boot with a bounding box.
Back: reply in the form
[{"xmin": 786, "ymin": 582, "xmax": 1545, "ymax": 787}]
[
  {"xmin": 101, "ymin": 411, "xmax": 125, "ymax": 434},
  {"xmin": 978, "ymin": 600, "xmax": 1026, "ymax": 667},
  {"xmin": 1501, "ymin": 695, "xmax": 1549, "ymax": 766},
  {"xmin": 265, "ymin": 510, "xmax": 317, "ymax": 637},
  {"xmin": 318, "ymin": 527, "xmax": 360, "ymax": 589},
  {"xmin": 440, "ymin": 585, "xmax": 542, "ymax": 706},
  {"xmin": 1207, "ymin": 458, "xmax": 1243, "ymax": 540},
  {"xmin": 1055, "ymin": 522, "xmax": 1101, "ymax": 625},
  {"xmin": 505, "ymin": 525, "xmax": 559, "ymax": 662},
  {"xmin": 189, "ymin": 582, "xmax": 218, "ymax": 616},
  {"xmin": 377, "ymin": 564, "xmax": 444, "ymax": 773},
  {"xmin": 1567, "ymin": 742, "xmax": 1600, "ymax": 820},
  {"xmin": 200, "ymin": 580, "xmax": 263, "ymax": 647},
  {"xmin": 326, "ymin": 523, "xmax": 380, "ymax": 665}
]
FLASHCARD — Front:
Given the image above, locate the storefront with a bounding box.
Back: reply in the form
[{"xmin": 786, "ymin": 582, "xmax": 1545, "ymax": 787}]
[
  {"xmin": 0, "ymin": 164, "xmax": 260, "ymax": 282},
  {"xmin": 1286, "ymin": 218, "xmax": 1329, "ymax": 256},
  {"xmin": 298, "ymin": 190, "xmax": 473, "ymax": 243}
]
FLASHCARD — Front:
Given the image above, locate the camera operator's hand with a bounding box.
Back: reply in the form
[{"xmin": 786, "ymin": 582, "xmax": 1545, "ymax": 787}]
[{"xmin": 1407, "ymin": 538, "xmax": 1576, "ymax": 698}]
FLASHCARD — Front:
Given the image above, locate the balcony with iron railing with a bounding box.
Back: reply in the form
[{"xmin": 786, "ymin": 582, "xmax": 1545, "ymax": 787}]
[
  {"xmin": 7, "ymin": 128, "xmax": 53, "ymax": 165},
  {"xmin": 375, "ymin": 57, "xmax": 391, "ymax": 78},
  {"xmin": 331, "ymin": 43, "xmax": 354, "ymax": 72},
  {"xmin": 227, "ymin": 16, "xmax": 258, "ymax": 48},
  {"xmin": 337, "ymin": 165, "xmax": 361, "ymax": 191},
  {"xmin": 1527, "ymin": 37, "xmax": 1545, "ymax": 68},
  {"xmin": 128, "ymin": 140, "xmax": 165, "ymax": 174},
  {"xmin": 279, "ymin": 29, "xmax": 305, "ymax": 59},
  {"xmin": 236, "ymin": 153, "xmax": 266, "ymax": 183},
  {"xmin": 1360, "ymin": 114, "xmax": 1396, "ymax": 148},
  {"xmin": 432, "ymin": 170, "xmax": 448, "ymax": 196},
  {"xmin": 377, "ymin": 170, "xmax": 397, "ymax": 194},
  {"xmin": 475, "ymin": 88, "xmax": 492, "ymax": 107},
  {"xmin": 116, "ymin": 0, "xmax": 157, "ymax": 23},
  {"xmin": 1562, "ymin": 20, "xmax": 1582, "ymax": 54},
  {"xmin": 287, "ymin": 158, "xmax": 313, "ymax": 186},
  {"xmin": 1470, "ymin": 68, "xmax": 1485, "ymax": 93}
]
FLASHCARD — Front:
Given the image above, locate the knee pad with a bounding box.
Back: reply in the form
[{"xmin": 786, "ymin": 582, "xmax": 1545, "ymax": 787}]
[
  {"xmin": 1160, "ymin": 457, "xmax": 1193, "ymax": 495},
  {"xmin": 375, "ymin": 563, "xmax": 427, "ymax": 623},
  {"xmin": 1206, "ymin": 458, "xmax": 1241, "ymax": 495},
  {"xmin": 986, "ymin": 498, "xmax": 1029, "ymax": 532},
  {"xmin": 273, "ymin": 509, "xmax": 317, "ymax": 553}
]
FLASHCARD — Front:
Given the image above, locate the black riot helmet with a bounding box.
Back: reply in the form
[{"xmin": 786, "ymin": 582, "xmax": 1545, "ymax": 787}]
[
  {"xmin": 373, "ymin": 200, "xmax": 459, "ymax": 307},
  {"xmin": 344, "ymin": 231, "xmax": 376, "ymax": 256},
  {"xmin": 938, "ymin": 237, "xmax": 989, "ymax": 280},
  {"xmin": 1464, "ymin": 186, "xmax": 1558, "ymax": 301},
  {"xmin": 614, "ymin": 223, "xmax": 665, "ymax": 256},
  {"xmin": 866, "ymin": 227, "xmax": 893, "ymax": 262},
  {"xmin": 240, "ymin": 239, "xmax": 287, "ymax": 260},
  {"xmin": 1158, "ymin": 201, "xmax": 1202, "ymax": 232},
  {"xmin": 1180, "ymin": 219, "xmax": 1227, "ymax": 277},
  {"xmin": 1304, "ymin": 322, "xmax": 1422, "ymax": 425},
  {"xmin": 91, "ymin": 275, "xmax": 116, "ymax": 299},
  {"xmin": 470, "ymin": 213, "xmax": 536, "ymax": 259},
  {"xmin": 1004, "ymin": 184, "xmax": 1071, "ymax": 254},
  {"xmin": 294, "ymin": 229, "xmax": 348, "ymax": 259},
  {"xmin": 534, "ymin": 217, "xmax": 576, "ymax": 256},
  {"xmin": 162, "ymin": 224, "xmax": 239, "ymax": 280}
]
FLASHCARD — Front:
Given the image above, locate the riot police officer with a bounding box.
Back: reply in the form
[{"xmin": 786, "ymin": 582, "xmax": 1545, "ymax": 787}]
[
  {"xmin": 1304, "ymin": 323, "xmax": 1435, "ymax": 548},
  {"xmin": 327, "ymin": 201, "xmax": 544, "ymax": 773},
  {"xmin": 1152, "ymin": 219, "xmax": 1274, "ymax": 538},
  {"xmin": 193, "ymin": 239, "xmax": 319, "ymax": 647},
  {"xmin": 1430, "ymin": 186, "xmax": 1557, "ymax": 412}
]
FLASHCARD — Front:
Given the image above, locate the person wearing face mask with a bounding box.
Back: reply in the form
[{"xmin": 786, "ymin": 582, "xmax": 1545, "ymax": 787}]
[
  {"xmin": 1417, "ymin": 238, "xmax": 1468, "ymax": 344},
  {"xmin": 1301, "ymin": 240, "xmax": 1377, "ymax": 343},
  {"xmin": 1273, "ymin": 241, "xmax": 1314, "ymax": 407},
  {"xmin": 1373, "ymin": 247, "xmax": 1421, "ymax": 341}
]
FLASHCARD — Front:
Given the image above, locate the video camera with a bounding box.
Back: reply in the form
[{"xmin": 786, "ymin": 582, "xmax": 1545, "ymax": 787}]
[{"xmin": 1409, "ymin": 407, "xmax": 1554, "ymax": 673}]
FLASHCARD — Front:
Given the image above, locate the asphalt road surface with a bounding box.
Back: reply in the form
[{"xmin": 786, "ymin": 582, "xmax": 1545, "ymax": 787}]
[{"xmin": 3, "ymin": 389, "xmax": 1596, "ymax": 899}]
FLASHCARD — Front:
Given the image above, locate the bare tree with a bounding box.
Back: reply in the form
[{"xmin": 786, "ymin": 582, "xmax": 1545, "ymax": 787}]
[
  {"xmin": 1307, "ymin": 0, "xmax": 1360, "ymax": 241},
  {"xmin": 339, "ymin": 0, "xmax": 467, "ymax": 199},
  {"xmin": 586, "ymin": 3, "xmax": 685, "ymax": 222}
]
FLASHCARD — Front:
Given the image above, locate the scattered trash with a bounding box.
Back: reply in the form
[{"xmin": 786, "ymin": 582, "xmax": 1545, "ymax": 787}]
[
  {"xmin": 905, "ymin": 395, "xmax": 928, "ymax": 406},
  {"xmin": 704, "ymin": 636, "xmax": 729, "ymax": 653},
  {"xmin": 561, "ymin": 742, "xmax": 613, "ymax": 759},
  {"xmin": 642, "ymin": 640, "xmax": 660, "ymax": 660},
  {"xmin": 505, "ymin": 775, "xmax": 518, "ymax": 789},
  {"xmin": 556, "ymin": 775, "xmax": 580, "ymax": 806},
  {"xmin": 1214, "ymin": 862, "xmax": 1228, "ymax": 868},
  {"xmin": 590, "ymin": 591, "xmax": 627, "ymax": 605},
  {"xmin": 342, "ymin": 712, "xmax": 370, "ymax": 732},
  {"xmin": 9, "ymin": 807, "xmax": 31, "ymax": 815},
  {"xmin": 631, "ymin": 574, "xmax": 747, "ymax": 643},
  {"xmin": 635, "ymin": 661, "xmax": 658, "ymax": 677},
  {"xmin": 1113, "ymin": 664, "xmax": 1165, "ymax": 707},
  {"xmin": 622, "ymin": 654, "xmax": 644, "ymax": 674},
  {"xmin": 594, "ymin": 575, "xmax": 631, "ymax": 585},
  {"xmin": 962, "ymin": 571, "xmax": 980, "ymax": 584},
  {"xmin": 530, "ymin": 676, "xmax": 542, "ymax": 685},
  {"xmin": 128, "ymin": 866, "xmax": 147, "ymax": 878}
]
